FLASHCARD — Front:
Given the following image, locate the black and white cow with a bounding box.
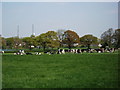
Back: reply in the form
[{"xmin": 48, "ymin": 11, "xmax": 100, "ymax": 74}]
[
  {"xmin": 14, "ymin": 50, "xmax": 26, "ymax": 55},
  {"xmin": 35, "ymin": 52, "xmax": 42, "ymax": 55},
  {"xmin": 57, "ymin": 49, "xmax": 65, "ymax": 54},
  {"xmin": 25, "ymin": 52, "xmax": 33, "ymax": 55}
]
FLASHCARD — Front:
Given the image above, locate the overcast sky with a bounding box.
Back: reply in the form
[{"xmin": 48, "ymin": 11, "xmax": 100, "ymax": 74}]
[{"xmin": 2, "ymin": 2, "xmax": 118, "ymax": 38}]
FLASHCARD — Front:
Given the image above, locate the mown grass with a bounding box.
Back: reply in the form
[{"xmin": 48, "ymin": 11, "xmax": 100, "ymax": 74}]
[{"xmin": 2, "ymin": 53, "xmax": 118, "ymax": 88}]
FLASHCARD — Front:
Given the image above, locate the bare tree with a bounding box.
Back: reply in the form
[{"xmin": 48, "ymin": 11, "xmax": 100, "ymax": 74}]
[
  {"xmin": 101, "ymin": 28, "xmax": 114, "ymax": 48},
  {"xmin": 57, "ymin": 29, "xmax": 65, "ymax": 48}
]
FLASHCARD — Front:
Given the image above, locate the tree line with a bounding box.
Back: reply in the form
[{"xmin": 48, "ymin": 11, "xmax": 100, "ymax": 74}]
[{"xmin": 0, "ymin": 28, "xmax": 120, "ymax": 52}]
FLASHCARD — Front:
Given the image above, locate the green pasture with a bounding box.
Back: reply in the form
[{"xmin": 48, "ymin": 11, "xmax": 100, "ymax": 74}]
[{"xmin": 2, "ymin": 53, "xmax": 118, "ymax": 88}]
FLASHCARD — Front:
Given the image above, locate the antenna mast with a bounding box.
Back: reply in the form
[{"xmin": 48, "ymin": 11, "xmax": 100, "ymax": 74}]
[
  {"xmin": 32, "ymin": 24, "xmax": 34, "ymax": 35},
  {"xmin": 17, "ymin": 25, "xmax": 19, "ymax": 38}
]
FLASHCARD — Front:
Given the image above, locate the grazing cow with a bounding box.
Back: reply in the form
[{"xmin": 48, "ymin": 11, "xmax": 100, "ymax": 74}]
[
  {"xmin": 26, "ymin": 52, "xmax": 33, "ymax": 55},
  {"xmin": 71, "ymin": 49, "xmax": 75, "ymax": 53},
  {"xmin": 104, "ymin": 48, "xmax": 110, "ymax": 52},
  {"xmin": 95, "ymin": 49, "xmax": 103, "ymax": 53},
  {"xmin": 81, "ymin": 49, "xmax": 88, "ymax": 53},
  {"xmin": 20, "ymin": 50, "xmax": 25, "ymax": 55},
  {"xmin": 44, "ymin": 51, "xmax": 48, "ymax": 54},
  {"xmin": 77, "ymin": 49, "xmax": 82, "ymax": 53},
  {"xmin": 14, "ymin": 52, "xmax": 20, "ymax": 55},
  {"xmin": 57, "ymin": 49, "xmax": 61, "ymax": 54},
  {"xmin": 74, "ymin": 49, "xmax": 78, "ymax": 54},
  {"xmin": 49, "ymin": 51, "xmax": 55, "ymax": 54},
  {"xmin": 21, "ymin": 50, "xmax": 25, "ymax": 54},
  {"xmin": 101, "ymin": 48, "xmax": 105, "ymax": 53},
  {"xmin": 0, "ymin": 51, "xmax": 4, "ymax": 54},
  {"xmin": 111, "ymin": 48, "xmax": 115, "ymax": 53},
  {"xmin": 73, "ymin": 49, "xmax": 78, "ymax": 54},
  {"xmin": 98, "ymin": 51, "xmax": 101, "ymax": 53},
  {"xmin": 35, "ymin": 52, "xmax": 41, "ymax": 55},
  {"xmin": 62, "ymin": 49, "xmax": 65, "ymax": 54},
  {"xmin": 88, "ymin": 49, "xmax": 95, "ymax": 53},
  {"xmin": 14, "ymin": 52, "xmax": 17, "ymax": 55},
  {"xmin": 46, "ymin": 52, "xmax": 51, "ymax": 55},
  {"xmin": 65, "ymin": 49, "xmax": 69, "ymax": 53},
  {"xmin": 57, "ymin": 49, "xmax": 64, "ymax": 54},
  {"xmin": 14, "ymin": 50, "xmax": 25, "ymax": 55}
]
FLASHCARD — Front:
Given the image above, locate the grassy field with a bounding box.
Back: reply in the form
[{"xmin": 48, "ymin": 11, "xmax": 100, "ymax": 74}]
[{"xmin": 2, "ymin": 53, "xmax": 118, "ymax": 88}]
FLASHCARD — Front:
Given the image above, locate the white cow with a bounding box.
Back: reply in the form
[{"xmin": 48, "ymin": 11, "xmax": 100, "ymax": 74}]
[
  {"xmin": 35, "ymin": 52, "xmax": 42, "ymax": 55},
  {"xmin": 62, "ymin": 49, "xmax": 65, "ymax": 54},
  {"xmin": 14, "ymin": 50, "xmax": 26, "ymax": 55},
  {"xmin": 2, "ymin": 51, "xmax": 4, "ymax": 54}
]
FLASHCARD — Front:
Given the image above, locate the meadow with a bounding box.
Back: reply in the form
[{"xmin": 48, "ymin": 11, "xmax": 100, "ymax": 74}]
[{"xmin": 2, "ymin": 53, "xmax": 118, "ymax": 88}]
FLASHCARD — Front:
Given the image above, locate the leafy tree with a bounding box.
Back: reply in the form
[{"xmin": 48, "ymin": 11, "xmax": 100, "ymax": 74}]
[
  {"xmin": 36, "ymin": 31, "xmax": 59, "ymax": 52},
  {"xmin": 0, "ymin": 36, "xmax": 6, "ymax": 49},
  {"xmin": 80, "ymin": 34, "xmax": 98, "ymax": 49},
  {"xmin": 5, "ymin": 37, "xmax": 23, "ymax": 49},
  {"xmin": 62, "ymin": 30, "xmax": 80, "ymax": 49},
  {"xmin": 30, "ymin": 34, "xmax": 35, "ymax": 38},
  {"xmin": 5, "ymin": 37, "xmax": 14, "ymax": 49},
  {"xmin": 13, "ymin": 37, "xmax": 23, "ymax": 49},
  {"xmin": 113, "ymin": 29, "xmax": 120, "ymax": 48},
  {"xmin": 0, "ymin": 36, "xmax": 1, "ymax": 49},
  {"xmin": 101, "ymin": 28, "xmax": 114, "ymax": 48},
  {"xmin": 0, "ymin": 35, "xmax": 2, "ymax": 49},
  {"xmin": 22, "ymin": 37, "xmax": 36, "ymax": 50},
  {"xmin": 46, "ymin": 31, "xmax": 59, "ymax": 49},
  {"xmin": 36, "ymin": 33, "xmax": 50, "ymax": 52}
]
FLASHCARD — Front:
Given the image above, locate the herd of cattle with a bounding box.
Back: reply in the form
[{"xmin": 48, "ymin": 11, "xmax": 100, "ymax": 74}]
[
  {"xmin": 56, "ymin": 48, "xmax": 115, "ymax": 54},
  {"xmin": 0, "ymin": 48, "xmax": 117, "ymax": 55},
  {"xmin": 1, "ymin": 48, "xmax": 115, "ymax": 55}
]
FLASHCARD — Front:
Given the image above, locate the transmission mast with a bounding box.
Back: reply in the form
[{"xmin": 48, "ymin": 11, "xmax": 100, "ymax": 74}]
[
  {"xmin": 32, "ymin": 24, "xmax": 35, "ymax": 36},
  {"xmin": 17, "ymin": 25, "xmax": 19, "ymax": 38}
]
